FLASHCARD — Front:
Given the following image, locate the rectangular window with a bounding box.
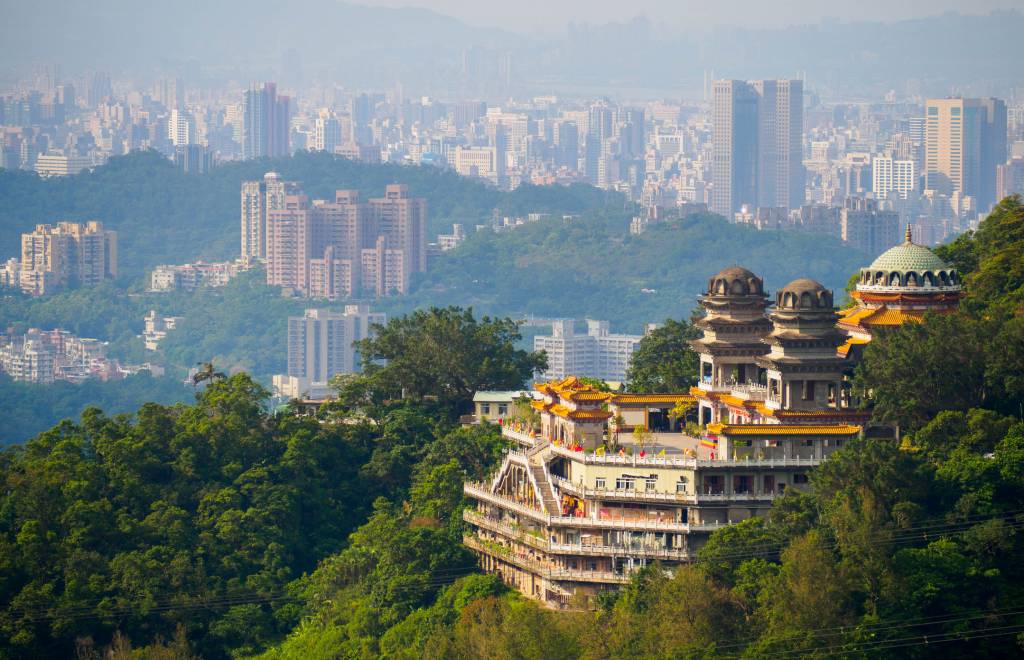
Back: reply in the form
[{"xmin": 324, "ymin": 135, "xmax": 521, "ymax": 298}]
[
  {"xmin": 481, "ymin": 403, "xmax": 490, "ymax": 415},
  {"xmin": 498, "ymin": 404, "xmax": 508, "ymax": 416},
  {"xmin": 645, "ymin": 477, "xmax": 657, "ymax": 491},
  {"xmin": 595, "ymin": 477, "xmax": 606, "ymax": 490},
  {"xmin": 615, "ymin": 477, "xmax": 636, "ymax": 491},
  {"xmin": 676, "ymin": 480, "xmax": 687, "ymax": 493},
  {"xmin": 803, "ymin": 380, "xmax": 815, "ymax": 401},
  {"xmin": 801, "ymin": 438, "xmax": 814, "ymax": 447},
  {"xmin": 793, "ymin": 474, "xmax": 809, "ymax": 484}
]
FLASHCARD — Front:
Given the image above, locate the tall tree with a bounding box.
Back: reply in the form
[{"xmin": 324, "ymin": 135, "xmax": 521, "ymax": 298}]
[
  {"xmin": 351, "ymin": 307, "xmax": 546, "ymax": 416},
  {"xmin": 625, "ymin": 318, "xmax": 701, "ymax": 393}
]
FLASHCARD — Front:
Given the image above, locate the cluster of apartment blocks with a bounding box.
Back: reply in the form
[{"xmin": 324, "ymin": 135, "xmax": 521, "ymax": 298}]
[
  {"xmin": 241, "ymin": 173, "xmax": 427, "ymax": 299},
  {"xmin": 0, "ymin": 328, "xmax": 159, "ymax": 384},
  {"xmin": 1, "ymin": 221, "xmax": 117, "ymax": 296}
]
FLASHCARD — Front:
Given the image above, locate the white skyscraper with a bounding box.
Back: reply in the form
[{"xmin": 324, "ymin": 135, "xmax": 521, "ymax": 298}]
[{"xmin": 167, "ymin": 108, "xmax": 194, "ymax": 147}]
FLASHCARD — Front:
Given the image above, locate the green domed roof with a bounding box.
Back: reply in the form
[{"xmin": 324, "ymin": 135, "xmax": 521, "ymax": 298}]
[
  {"xmin": 868, "ymin": 242, "xmax": 950, "ymax": 273},
  {"xmin": 867, "ymin": 227, "xmax": 951, "ymax": 273}
]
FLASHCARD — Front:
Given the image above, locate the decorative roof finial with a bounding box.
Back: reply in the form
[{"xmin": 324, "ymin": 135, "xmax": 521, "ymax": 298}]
[{"xmin": 905, "ymin": 223, "xmax": 913, "ymax": 243}]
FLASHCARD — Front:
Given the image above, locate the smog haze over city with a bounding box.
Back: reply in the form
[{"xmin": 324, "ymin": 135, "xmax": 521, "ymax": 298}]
[{"xmin": 2, "ymin": 1, "xmax": 1024, "ymax": 658}]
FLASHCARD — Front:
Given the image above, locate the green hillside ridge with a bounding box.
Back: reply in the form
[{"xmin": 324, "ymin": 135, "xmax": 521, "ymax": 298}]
[{"xmin": 393, "ymin": 210, "xmax": 868, "ymax": 331}]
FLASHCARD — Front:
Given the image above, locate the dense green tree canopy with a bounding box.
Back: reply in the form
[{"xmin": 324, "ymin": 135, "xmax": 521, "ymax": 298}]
[
  {"xmin": 345, "ymin": 306, "xmax": 546, "ymax": 415},
  {"xmin": 625, "ymin": 317, "xmax": 701, "ymax": 392}
]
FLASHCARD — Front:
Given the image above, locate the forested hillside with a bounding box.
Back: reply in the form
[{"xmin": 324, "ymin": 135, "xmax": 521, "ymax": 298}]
[
  {"xmin": 1, "ymin": 198, "xmax": 1022, "ymax": 658},
  {"xmin": 400, "ymin": 210, "xmax": 868, "ymax": 330},
  {"xmin": 0, "ymin": 150, "xmax": 618, "ymax": 278}
]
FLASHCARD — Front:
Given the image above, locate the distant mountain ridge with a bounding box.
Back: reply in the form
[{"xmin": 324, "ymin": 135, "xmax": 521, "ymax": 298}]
[{"xmin": 3, "ymin": 2, "xmax": 1021, "ymax": 95}]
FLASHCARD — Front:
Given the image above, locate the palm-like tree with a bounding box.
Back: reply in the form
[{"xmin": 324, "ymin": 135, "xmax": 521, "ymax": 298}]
[{"xmin": 192, "ymin": 361, "xmax": 226, "ymax": 387}]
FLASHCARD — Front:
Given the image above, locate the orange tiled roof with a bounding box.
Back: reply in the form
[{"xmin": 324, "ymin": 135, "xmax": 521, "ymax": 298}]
[
  {"xmin": 611, "ymin": 394, "xmax": 696, "ymax": 405},
  {"xmin": 707, "ymin": 423, "xmax": 861, "ymax": 436},
  {"xmin": 838, "ymin": 336, "xmax": 870, "ymax": 356},
  {"xmin": 838, "ymin": 304, "xmax": 926, "ymax": 330},
  {"xmin": 548, "ymin": 403, "xmax": 612, "ymax": 421},
  {"xmin": 534, "ymin": 376, "xmax": 612, "ymax": 403},
  {"xmin": 719, "ymin": 394, "xmax": 756, "ymax": 409},
  {"xmin": 861, "ymin": 308, "xmax": 925, "ymax": 326}
]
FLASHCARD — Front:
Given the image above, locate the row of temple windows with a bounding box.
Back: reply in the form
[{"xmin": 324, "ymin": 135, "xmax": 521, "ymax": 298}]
[
  {"xmin": 594, "ymin": 470, "xmax": 816, "ymax": 493},
  {"xmin": 860, "ymin": 269, "xmax": 958, "ymax": 287}
]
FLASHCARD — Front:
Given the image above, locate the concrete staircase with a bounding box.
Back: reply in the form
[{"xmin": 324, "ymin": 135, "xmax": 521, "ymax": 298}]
[{"xmin": 529, "ymin": 461, "xmax": 561, "ymax": 515}]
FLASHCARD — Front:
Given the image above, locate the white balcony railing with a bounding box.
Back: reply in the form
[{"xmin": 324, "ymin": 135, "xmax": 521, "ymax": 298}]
[
  {"xmin": 464, "ymin": 483, "xmax": 730, "ymax": 533},
  {"xmin": 463, "ymin": 510, "xmax": 693, "ymax": 560}
]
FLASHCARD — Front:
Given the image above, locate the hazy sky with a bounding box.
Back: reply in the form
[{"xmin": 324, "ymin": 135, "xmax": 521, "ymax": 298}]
[{"xmin": 366, "ymin": 0, "xmax": 1021, "ymax": 32}]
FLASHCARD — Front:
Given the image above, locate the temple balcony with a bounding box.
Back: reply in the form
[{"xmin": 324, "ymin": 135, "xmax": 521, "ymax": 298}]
[
  {"xmin": 464, "ymin": 483, "xmax": 730, "ymax": 533},
  {"xmin": 730, "ymin": 382, "xmax": 768, "ymax": 401},
  {"xmin": 463, "ymin": 510, "xmax": 694, "ymax": 560},
  {"xmin": 463, "ymin": 535, "xmax": 637, "ymax": 584}
]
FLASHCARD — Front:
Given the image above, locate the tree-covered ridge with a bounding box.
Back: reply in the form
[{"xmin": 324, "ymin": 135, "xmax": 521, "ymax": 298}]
[
  {"xmin": 0, "ymin": 307, "xmax": 530, "ymax": 658},
  {"xmin": 0, "ymin": 150, "xmax": 618, "ymax": 278},
  {"xmin": 407, "ymin": 210, "xmax": 868, "ymax": 332}
]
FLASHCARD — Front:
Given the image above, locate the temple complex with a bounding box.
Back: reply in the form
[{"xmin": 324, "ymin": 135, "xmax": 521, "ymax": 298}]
[{"xmin": 463, "ymin": 234, "xmax": 961, "ymax": 609}]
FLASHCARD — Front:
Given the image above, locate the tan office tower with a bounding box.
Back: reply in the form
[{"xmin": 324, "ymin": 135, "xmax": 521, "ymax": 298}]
[
  {"xmin": 241, "ymin": 172, "xmax": 299, "ymax": 260},
  {"xmin": 925, "ymin": 98, "xmax": 1007, "ymax": 212},
  {"xmin": 711, "ymin": 80, "xmax": 804, "ymax": 217}
]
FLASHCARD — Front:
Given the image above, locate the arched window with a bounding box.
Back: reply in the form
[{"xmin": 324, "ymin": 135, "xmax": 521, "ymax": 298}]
[
  {"xmin": 715, "ymin": 279, "xmax": 727, "ymax": 294},
  {"xmin": 939, "ymin": 271, "xmax": 949, "ymax": 286},
  {"xmin": 923, "ymin": 272, "xmax": 935, "ymax": 287},
  {"xmin": 800, "ymin": 292, "xmax": 812, "ymax": 308},
  {"xmin": 730, "ymin": 279, "xmax": 745, "ymax": 295},
  {"xmin": 875, "ymin": 271, "xmax": 886, "ymax": 285},
  {"xmin": 906, "ymin": 272, "xmax": 918, "ymax": 286},
  {"xmin": 889, "ymin": 272, "xmax": 901, "ymax": 287},
  {"xmin": 949, "ymin": 271, "xmax": 958, "ymax": 284}
]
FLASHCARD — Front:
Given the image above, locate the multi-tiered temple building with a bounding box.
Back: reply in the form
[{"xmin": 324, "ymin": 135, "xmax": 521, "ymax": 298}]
[{"xmin": 463, "ymin": 227, "xmax": 962, "ymax": 608}]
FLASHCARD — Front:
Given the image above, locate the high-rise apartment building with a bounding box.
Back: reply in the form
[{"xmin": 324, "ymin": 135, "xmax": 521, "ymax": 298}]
[
  {"xmin": 285, "ymin": 306, "xmax": 386, "ymax": 383},
  {"xmin": 167, "ymin": 108, "xmax": 193, "ymax": 147},
  {"xmin": 368, "ymin": 184, "xmax": 427, "ymax": 287},
  {"xmin": 711, "ymin": 79, "xmax": 804, "ymax": 217},
  {"xmin": 313, "ymin": 115, "xmax": 342, "ymax": 152},
  {"xmin": 872, "ymin": 156, "xmax": 916, "ymax": 200},
  {"xmin": 534, "ymin": 320, "xmax": 643, "ymax": 383},
  {"xmin": 265, "ymin": 193, "xmax": 311, "ymax": 291},
  {"xmin": 840, "ymin": 197, "xmax": 900, "ymax": 256},
  {"xmin": 19, "ymin": 221, "xmax": 117, "ymax": 295},
  {"xmin": 924, "ymin": 98, "xmax": 1007, "ymax": 212},
  {"xmin": 996, "ymin": 158, "xmax": 1024, "ymax": 200},
  {"xmin": 240, "ymin": 172, "xmax": 299, "ymax": 260},
  {"xmin": 242, "ymin": 82, "xmax": 291, "ymax": 160}
]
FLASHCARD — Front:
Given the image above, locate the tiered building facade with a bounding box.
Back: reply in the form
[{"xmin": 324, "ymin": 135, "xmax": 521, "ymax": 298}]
[{"xmin": 463, "ymin": 230, "xmax": 961, "ymax": 607}]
